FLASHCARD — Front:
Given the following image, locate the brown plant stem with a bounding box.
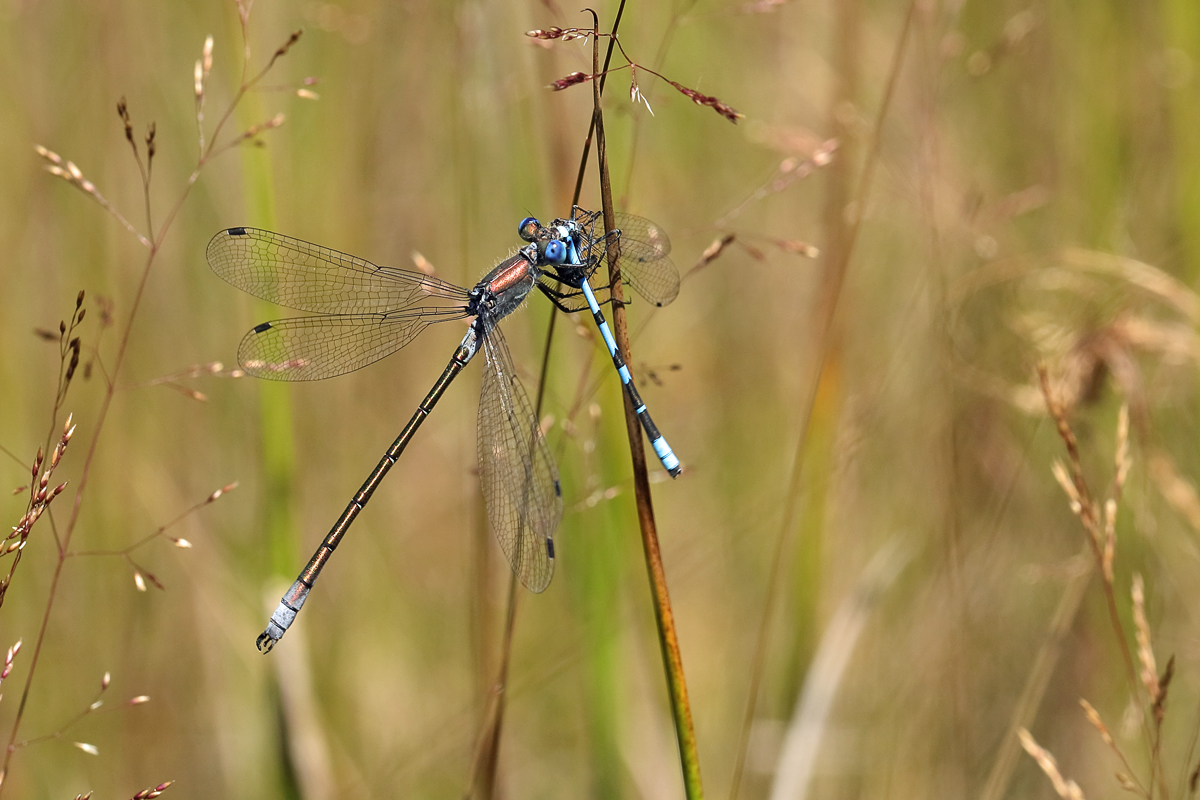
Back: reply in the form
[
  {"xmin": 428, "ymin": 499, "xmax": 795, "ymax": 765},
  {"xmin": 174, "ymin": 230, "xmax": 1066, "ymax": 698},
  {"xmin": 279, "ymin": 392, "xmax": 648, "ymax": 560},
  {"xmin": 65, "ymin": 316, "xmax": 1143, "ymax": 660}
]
[
  {"xmin": 591, "ymin": 15, "xmax": 704, "ymax": 800},
  {"xmin": 0, "ymin": 19, "xmax": 293, "ymax": 791}
]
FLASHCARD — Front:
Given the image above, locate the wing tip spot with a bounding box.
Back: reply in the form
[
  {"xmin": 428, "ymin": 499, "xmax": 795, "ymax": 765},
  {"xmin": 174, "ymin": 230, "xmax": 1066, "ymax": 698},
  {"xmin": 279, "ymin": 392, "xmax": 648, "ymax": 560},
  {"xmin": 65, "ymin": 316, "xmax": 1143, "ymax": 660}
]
[
  {"xmin": 546, "ymin": 538, "xmax": 555, "ymax": 559},
  {"xmin": 253, "ymin": 322, "xmax": 273, "ymax": 333},
  {"xmin": 228, "ymin": 227, "xmax": 248, "ymax": 236}
]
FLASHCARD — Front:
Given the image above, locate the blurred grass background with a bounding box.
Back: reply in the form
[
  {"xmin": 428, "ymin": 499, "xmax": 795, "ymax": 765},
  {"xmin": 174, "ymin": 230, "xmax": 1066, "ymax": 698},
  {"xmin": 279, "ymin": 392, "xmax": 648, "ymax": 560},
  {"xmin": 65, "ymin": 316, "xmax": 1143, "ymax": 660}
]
[{"xmin": 3, "ymin": 0, "xmax": 1200, "ymax": 798}]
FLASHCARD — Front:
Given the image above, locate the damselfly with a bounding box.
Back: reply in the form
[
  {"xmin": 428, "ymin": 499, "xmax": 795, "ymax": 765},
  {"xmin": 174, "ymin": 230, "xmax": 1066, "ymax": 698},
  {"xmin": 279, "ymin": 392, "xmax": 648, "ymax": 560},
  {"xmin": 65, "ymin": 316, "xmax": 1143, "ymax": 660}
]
[{"xmin": 207, "ymin": 208, "xmax": 679, "ymax": 652}]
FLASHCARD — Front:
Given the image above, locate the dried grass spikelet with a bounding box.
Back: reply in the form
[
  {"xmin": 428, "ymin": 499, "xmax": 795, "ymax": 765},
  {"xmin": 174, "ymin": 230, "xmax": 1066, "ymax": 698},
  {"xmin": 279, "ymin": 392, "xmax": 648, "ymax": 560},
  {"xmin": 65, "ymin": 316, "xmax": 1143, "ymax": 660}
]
[
  {"xmin": 1113, "ymin": 404, "xmax": 1130, "ymax": 489},
  {"xmin": 208, "ymin": 481, "xmax": 238, "ymax": 502},
  {"xmin": 0, "ymin": 639, "xmax": 21, "ymax": 685},
  {"xmin": 548, "ymin": 71, "xmax": 592, "ymax": 91},
  {"xmin": 1131, "ymin": 574, "xmax": 1158, "ymax": 699},
  {"xmin": 1018, "ymin": 729, "xmax": 1086, "ymax": 800},
  {"xmin": 525, "ymin": 26, "xmax": 590, "ymax": 41},
  {"xmin": 1079, "ymin": 699, "xmax": 1115, "ymax": 748},
  {"xmin": 775, "ymin": 239, "xmax": 820, "ymax": 258},
  {"xmin": 661, "ymin": 76, "xmax": 743, "ymax": 122},
  {"xmin": 233, "ymin": 113, "xmax": 286, "ymax": 146},
  {"xmin": 684, "ymin": 234, "xmax": 736, "ymax": 280},
  {"xmin": 1051, "ymin": 459, "xmax": 1084, "ymax": 517},
  {"xmin": 131, "ymin": 782, "xmax": 173, "ymax": 800},
  {"xmin": 1102, "ymin": 498, "xmax": 1117, "ymax": 584}
]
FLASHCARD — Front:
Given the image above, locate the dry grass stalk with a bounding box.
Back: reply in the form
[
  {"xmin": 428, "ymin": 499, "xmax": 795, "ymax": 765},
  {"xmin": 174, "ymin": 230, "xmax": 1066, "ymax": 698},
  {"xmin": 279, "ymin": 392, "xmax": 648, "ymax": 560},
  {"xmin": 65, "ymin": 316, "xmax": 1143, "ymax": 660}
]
[
  {"xmin": 717, "ymin": 139, "xmax": 838, "ymax": 226},
  {"xmin": 0, "ymin": 415, "xmax": 75, "ymax": 609},
  {"xmin": 135, "ymin": 361, "xmax": 246, "ymax": 401},
  {"xmin": 34, "ymin": 146, "xmax": 150, "ymax": 248},
  {"xmin": 1018, "ymin": 728, "xmax": 1086, "ymax": 800},
  {"xmin": 1077, "ymin": 697, "xmax": 1148, "ymax": 796},
  {"xmin": 2, "ymin": 14, "xmax": 302, "ymax": 788},
  {"xmin": 533, "ymin": 27, "xmax": 743, "ymax": 123},
  {"xmin": 8, "ymin": 666, "xmax": 151, "ymax": 762},
  {"xmin": 1035, "ymin": 362, "xmax": 1174, "ymax": 796},
  {"xmin": 69, "ymin": 481, "xmax": 236, "ymax": 588},
  {"xmin": 1038, "ymin": 365, "xmax": 1100, "ymax": 537}
]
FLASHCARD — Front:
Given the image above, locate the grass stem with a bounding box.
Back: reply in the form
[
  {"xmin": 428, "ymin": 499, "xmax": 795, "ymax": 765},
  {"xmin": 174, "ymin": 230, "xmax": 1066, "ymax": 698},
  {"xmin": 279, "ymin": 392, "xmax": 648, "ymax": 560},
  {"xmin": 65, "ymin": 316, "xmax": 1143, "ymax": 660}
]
[{"xmin": 590, "ymin": 15, "xmax": 704, "ymax": 800}]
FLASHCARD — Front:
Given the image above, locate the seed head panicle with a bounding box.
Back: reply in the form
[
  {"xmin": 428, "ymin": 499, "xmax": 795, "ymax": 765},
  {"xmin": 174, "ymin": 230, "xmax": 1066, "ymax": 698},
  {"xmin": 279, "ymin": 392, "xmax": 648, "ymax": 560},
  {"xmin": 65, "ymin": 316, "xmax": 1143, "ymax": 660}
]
[
  {"xmin": 1018, "ymin": 728, "xmax": 1086, "ymax": 800},
  {"xmin": 1132, "ymin": 574, "xmax": 1159, "ymax": 700},
  {"xmin": 526, "ymin": 26, "xmax": 589, "ymax": 41},
  {"xmin": 132, "ymin": 781, "xmax": 173, "ymax": 800},
  {"xmin": 668, "ymin": 81, "xmax": 742, "ymax": 123},
  {"xmin": 117, "ymin": 97, "xmax": 134, "ymax": 144}
]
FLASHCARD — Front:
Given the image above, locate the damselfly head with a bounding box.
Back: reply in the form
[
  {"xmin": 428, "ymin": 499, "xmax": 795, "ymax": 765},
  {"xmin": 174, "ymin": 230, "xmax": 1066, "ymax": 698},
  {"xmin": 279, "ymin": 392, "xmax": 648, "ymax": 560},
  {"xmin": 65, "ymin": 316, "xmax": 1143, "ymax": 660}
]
[
  {"xmin": 542, "ymin": 238, "xmax": 567, "ymax": 265},
  {"xmin": 518, "ymin": 216, "xmax": 540, "ymax": 242}
]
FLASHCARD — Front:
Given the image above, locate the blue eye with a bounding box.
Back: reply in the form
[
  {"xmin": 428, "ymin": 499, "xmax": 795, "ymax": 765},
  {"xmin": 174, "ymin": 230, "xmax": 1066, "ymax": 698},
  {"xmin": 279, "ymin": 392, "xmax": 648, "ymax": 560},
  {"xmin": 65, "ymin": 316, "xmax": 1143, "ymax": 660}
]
[
  {"xmin": 544, "ymin": 239, "xmax": 567, "ymax": 264},
  {"xmin": 518, "ymin": 217, "xmax": 539, "ymax": 242}
]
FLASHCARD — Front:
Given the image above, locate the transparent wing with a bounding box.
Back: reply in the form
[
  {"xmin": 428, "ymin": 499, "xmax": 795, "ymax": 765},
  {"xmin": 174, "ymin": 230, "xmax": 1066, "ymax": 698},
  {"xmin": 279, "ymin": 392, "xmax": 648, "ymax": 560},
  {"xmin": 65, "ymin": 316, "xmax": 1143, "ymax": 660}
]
[
  {"xmin": 571, "ymin": 209, "xmax": 679, "ymax": 308},
  {"xmin": 237, "ymin": 309, "xmax": 466, "ymax": 381},
  {"xmin": 476, "ymin": 327, "xmax": 562, "ymax": 592},
  {"xmin": 612, "ymin": 212, "xmax": 672, "ymax": 259},
  {"xmin": 207, "ymin": 227, "xmax": 470, "ymax": 315}
]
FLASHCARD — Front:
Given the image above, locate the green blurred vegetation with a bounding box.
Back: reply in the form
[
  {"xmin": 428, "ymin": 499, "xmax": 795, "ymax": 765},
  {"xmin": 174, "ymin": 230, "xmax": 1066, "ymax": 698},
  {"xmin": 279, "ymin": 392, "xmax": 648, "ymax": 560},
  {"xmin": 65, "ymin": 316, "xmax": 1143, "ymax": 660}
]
[{"xmin": 3, "ymin": 0, "xmax": 1200, "ymax": 798}]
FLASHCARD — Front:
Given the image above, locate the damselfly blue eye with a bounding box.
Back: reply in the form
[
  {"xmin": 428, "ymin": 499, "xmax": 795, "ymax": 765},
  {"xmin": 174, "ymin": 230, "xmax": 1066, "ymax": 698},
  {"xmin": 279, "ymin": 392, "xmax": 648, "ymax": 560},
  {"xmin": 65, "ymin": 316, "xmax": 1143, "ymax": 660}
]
[
  {"xmin": 543, "ymin": 239, "xmax": 567, "ymax": 264},
  {"xmin": 518, "ymin": 217, "xmax": 539, "ymax": 242}
]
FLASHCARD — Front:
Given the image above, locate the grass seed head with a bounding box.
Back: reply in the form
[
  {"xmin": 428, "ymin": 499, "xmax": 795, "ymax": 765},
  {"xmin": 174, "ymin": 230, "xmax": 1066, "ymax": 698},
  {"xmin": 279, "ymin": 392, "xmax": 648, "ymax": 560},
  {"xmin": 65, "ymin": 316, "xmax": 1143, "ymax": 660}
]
[
  {"xmin": 1018, "ymin": 728, "xmax": 1086, "ymax": 800},
  {"xmin": 132, "ymin": 781, "xmax": 173, "ymax": 799},
  {"xmin": 549, "ymin": 71, "xmax": 591, "ymax": 91},
  {"xmin": 1078, "ymin": 699, "xmax": 1114, "ymax": 747},
  {"xmin": 202, "ymin": 34, "xmax": 213, "ymax": 76},
  {"xmin": 1132, "ymin": 574, "xmax": 1158, "ymax": 699}
]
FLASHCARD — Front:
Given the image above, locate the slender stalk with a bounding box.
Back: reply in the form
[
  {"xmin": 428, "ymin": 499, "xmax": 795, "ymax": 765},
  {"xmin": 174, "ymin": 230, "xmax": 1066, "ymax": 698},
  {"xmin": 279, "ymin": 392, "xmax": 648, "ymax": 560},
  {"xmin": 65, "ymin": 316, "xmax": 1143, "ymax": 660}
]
[
  {"xmin": 0, "ymin": 18, "xmax": 294, "ymax": 790},
  {"xmin": 727, "ymin": 3, "xmax": 916, "ymax": 798},
  {"xmin": 1, "ymin": 220, "xmax": 167, "ymax": 792},
  {"xmin": 591, "ymin": 18, "xmax": 704, "ymax": 800}
]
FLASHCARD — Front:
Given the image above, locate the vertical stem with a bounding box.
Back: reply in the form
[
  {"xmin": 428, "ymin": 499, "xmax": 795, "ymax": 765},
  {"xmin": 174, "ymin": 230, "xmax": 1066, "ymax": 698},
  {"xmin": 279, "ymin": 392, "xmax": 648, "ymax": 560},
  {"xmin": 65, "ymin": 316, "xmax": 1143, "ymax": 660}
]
[{"xmin": 590, "ymin": 19, "xmax": 705, "ymax": 800}]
